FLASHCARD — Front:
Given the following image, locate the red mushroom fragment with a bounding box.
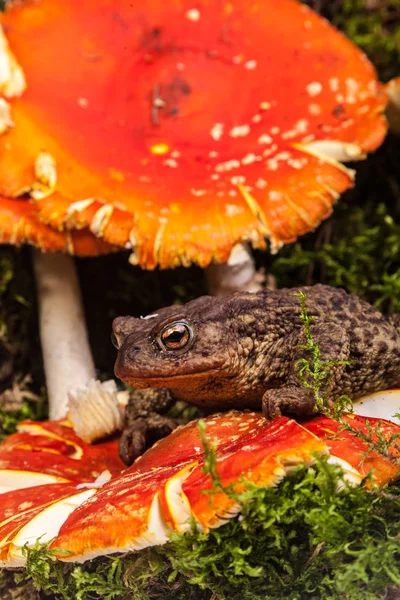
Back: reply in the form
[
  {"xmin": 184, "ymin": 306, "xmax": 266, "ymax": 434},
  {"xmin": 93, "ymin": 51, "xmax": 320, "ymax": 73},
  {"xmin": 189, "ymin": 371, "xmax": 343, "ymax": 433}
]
[
  {"xmin": 0, "ymin": 484, "xmax": 96, "ymax": 568},
  {"xmin": 0, "ymin": 0, "xmax": 388, "ymax": 296},
  {"xmin": 0, "ymin": 419, "xmax": 122, "ymax": 494},
  {"xmin": 0, "ymin": 419, "xmax": 122, "ymax": 566},
  {"xmin": 50, "ymin": 411, "xmax": 400, "ymax": 561},
  {"xmin": 304, "ymin": 414, "xmax": 400, "ymax": 487}
]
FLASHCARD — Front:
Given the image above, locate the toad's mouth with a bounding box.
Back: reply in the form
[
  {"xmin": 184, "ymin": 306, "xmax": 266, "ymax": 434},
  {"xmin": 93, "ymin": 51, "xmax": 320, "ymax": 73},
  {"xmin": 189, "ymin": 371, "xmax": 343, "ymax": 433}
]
[{"xmin": 116, "ymin": 368, "xmax": 228, "ymax": 384}]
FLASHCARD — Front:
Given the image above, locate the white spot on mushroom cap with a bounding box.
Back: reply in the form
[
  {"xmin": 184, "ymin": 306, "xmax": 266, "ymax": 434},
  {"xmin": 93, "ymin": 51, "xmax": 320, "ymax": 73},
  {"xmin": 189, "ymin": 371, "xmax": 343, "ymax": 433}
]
[
  {"xmin": 230, "ymin": 125, "xmax": 250, "ymax": 138},
  {"xmin": 163, "ymin": 158, "xmax": 178, "ymax": 168},
  {"xmin": 77, "ymin": 97, "xmax": 89, "ymax": 108},
  {"xmin": 241, "ymin": 153, "xmax": 258, "ymax": 165},
  {"xmin": 255, "ymin": 177, "xmax": 267, "ymax": 189},
  {"xmin": 306, "ymin": 82, "xmax": 323, "ymax": 97},
  {"xmin": 0, "ymin": 28, "xmax": 27, "ymax": 98},
  {"xmin": 190, "ymin": 188, "xmax": 207, "ymax": 196},
  {"xmin": 0, "ymin": 97, "xmax": 13, "ymax": 134},
  {"xmin": 32, "ymin": 152, "xmax": 57, "ymax": 198},
  {"xmin": 258, "ymin": 134, "xmax": 272, "ymax": 144},
  {"xmin": 225, "ymin": 204, "xmax": 244, "ymax": 217},
  {"xmin": 269, "ymin": 190, "xmax": 282, "ymax": 201},
  {"xmin": 263, "ymin": 144, "xmax": 278, "ymax": 157},
  {"xmin": 309, "ymin": 104, "xmax": 321, "ymax": 115},
  {"xmin": 244, "ymin": 59, "xmax": 257, "ymax": 70},
  {"xmin": 210, "ymin": 123, "xmax": 224, "ymax": 141},
  {"xmin": 215, "ymin": 159, "xmax": 240, "ymax": 172},
  {"xmin": 231, "ymin": 175, "xmax": 246, "ymax": 185},
  {"xmin": 185, "ymin": 8, "xmax": 200, "ymax": 21},
  {"xmin": 329, "ymin": 77, "xmax": 340, "ymax": 92}
]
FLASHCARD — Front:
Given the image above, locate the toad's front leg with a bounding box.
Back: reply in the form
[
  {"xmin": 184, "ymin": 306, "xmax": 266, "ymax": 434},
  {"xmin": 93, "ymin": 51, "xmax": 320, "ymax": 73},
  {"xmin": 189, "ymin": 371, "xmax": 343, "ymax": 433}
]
[
  {"xmin": 119, "ymin": 388, "xmax": 185, "ymax": 465},
  {"xmin": 262, "ymin": 322, "xmax": 351, "ymax": 419}
]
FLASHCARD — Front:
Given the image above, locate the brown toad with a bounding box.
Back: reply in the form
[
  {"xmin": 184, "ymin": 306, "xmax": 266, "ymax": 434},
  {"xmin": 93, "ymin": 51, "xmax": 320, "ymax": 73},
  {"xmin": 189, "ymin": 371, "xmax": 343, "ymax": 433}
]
[{"xmin": 113, "ymin": 285, "xmax": 400, "ymax": 462}]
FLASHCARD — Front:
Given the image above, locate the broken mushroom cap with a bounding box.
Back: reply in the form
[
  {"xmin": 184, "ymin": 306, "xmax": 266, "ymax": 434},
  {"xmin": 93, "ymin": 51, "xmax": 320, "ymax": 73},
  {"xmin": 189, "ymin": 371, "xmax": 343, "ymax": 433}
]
[
  {"xmin": 0, "ymin": 0, "xmax": 388, "ymax": 268},
  {"xmin": 51, "ymin": 413, "xmax": 327, "ymax": 561}
]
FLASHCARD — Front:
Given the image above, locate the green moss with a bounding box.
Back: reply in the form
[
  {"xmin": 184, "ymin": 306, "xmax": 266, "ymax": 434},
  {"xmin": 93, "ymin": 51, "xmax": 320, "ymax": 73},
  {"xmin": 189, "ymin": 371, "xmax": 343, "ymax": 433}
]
[
  {"xmin": 303, "ymin": 0, "xmax": 400, "ymax": 81},
  {"xmin": 0, "ymin": 248, "xmax": 45, "ymax": 434},
  {"xmin": 10, "ymin": 460, "xmax": 400, "ymax": 600},
  {"xmin": 266, "ymin": 135, "xmax": 400, "ymax": 313}
]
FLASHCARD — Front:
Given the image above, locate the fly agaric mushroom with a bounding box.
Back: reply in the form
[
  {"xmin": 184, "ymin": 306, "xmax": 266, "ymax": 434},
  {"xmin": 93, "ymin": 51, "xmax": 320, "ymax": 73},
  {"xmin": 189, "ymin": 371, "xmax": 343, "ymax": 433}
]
[
  {"xmin": 0, "ymin": 0, "xmax": 389, "ymax": 296},
  {"xmin": 0, "ymin": 407, "xmax": 399, "ymax": 566}
]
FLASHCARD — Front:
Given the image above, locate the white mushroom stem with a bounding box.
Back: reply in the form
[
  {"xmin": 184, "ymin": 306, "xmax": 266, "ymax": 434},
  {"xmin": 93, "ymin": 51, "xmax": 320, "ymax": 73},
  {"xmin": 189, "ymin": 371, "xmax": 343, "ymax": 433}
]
[
  {"xmin": 206, "ymin": 243, "xmax": 265, "ymax": 296},
  {"xmin": 33, "ymin": 250, "xmax": 96, "ymax": 420},
  {"xmin": 385, "ymin": 77, "xmax": 400, "ymax": 135}
]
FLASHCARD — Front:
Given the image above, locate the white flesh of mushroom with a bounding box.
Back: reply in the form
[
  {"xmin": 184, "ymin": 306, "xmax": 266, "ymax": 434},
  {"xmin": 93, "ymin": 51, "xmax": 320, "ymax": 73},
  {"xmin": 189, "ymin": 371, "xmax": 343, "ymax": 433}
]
[
  {"xmin": 353, "ymin": 389, "xmax": 400, "ymax": 425},
  {"xmin": 206, "ymin": 243, "xmax": 265, "ymax": 296}
]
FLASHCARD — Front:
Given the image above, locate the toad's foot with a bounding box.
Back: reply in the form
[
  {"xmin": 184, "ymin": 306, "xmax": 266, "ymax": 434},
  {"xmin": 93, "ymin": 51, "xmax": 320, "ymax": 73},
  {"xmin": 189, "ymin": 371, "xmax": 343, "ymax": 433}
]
[
  {"xmin": 119, "ymin": 414, "xmax": 184, "ymax": 466},
  {"xmin": 262, "ymin": 386, "xmax": 317, "ymax": 419}
]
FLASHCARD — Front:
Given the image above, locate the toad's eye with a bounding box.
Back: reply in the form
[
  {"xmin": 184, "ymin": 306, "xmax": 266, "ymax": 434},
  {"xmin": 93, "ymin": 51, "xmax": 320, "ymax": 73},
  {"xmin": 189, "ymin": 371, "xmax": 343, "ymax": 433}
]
[
  {"xmin": 111, "ymin": 331, "xmax": 120, "ymax": 349},
  {"xmin": 158, "ymin": 321, "xmax": 193, "ymax": 350}
]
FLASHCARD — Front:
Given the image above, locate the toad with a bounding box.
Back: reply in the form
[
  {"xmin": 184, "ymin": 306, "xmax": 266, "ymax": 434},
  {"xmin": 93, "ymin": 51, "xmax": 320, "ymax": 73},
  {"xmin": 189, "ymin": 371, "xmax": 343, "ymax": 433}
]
[{"xmin": 113, "ymin": 285, "xmax": 400, "ymax": 463}]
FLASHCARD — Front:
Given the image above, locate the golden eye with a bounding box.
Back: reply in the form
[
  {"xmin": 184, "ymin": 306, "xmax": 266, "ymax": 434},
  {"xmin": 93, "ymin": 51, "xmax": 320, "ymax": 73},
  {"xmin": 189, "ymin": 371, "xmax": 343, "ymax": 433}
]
[{"xmin": 159, "ymin": 321, "xmax": 192, "ymax": 350}]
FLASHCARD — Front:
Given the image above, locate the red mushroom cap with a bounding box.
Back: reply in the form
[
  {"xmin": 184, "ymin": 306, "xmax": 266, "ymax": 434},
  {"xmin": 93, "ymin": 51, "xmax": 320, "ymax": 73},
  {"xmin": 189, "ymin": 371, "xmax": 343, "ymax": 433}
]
[
  {"xmin": 0, "ymin": 0, "xmax": 388, "ymax": 267},
  {"xmin": 0, "ymin": 197, "xmax": 115, "ymax": 255}
]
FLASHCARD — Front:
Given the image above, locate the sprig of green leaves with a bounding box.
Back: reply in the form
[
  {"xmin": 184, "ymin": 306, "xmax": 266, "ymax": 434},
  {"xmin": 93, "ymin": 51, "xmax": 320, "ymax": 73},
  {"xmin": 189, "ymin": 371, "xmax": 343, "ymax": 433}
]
[{"xmin": 294, "ymin": 291, "xmax": 353, "ymax": 418}]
